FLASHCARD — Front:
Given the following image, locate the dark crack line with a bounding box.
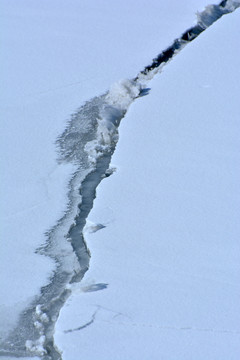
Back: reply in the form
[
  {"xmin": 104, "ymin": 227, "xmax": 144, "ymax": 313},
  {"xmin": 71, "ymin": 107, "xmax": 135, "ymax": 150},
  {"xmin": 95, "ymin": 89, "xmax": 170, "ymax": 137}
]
[
  {"xmin": 64, "ymin": 309, "xmax": 99, "ymax": 334},
  {"xmin": 1, "ymin": 1, "xmax": 239, "ymax": 358},
  {"xmin": 135, "ymin": 0, "xmax": 239, "ymax": 81}
]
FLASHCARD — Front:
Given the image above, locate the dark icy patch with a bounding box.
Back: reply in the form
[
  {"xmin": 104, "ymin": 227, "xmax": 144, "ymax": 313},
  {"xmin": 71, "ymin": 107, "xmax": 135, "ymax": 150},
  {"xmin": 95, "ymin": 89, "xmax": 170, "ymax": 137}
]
[
  {"xmin": 135, "ymin": 0, "xmax": 239, "ymax": 81},
  {"xmin": 56, "ymin": 95, "xmax": 105, "ymax": 166},
  {"xmin": 1, "ymin": 1, "xmax": 239, "ymax": 358}
]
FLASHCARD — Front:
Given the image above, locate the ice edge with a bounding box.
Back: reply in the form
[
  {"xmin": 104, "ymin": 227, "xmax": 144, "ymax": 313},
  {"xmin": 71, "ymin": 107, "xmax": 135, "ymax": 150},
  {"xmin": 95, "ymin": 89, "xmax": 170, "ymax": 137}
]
[{"xmin": 1, "ymin": 1, "xmax": 239, "ymax": 359}]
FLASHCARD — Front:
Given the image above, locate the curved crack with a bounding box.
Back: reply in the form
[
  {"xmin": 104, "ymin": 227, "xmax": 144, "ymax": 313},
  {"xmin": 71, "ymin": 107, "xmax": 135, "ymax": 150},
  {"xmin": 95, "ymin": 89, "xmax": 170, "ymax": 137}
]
[{"xmin": 1, "ymin": 1, "xmax": 239, "ymax": 359}]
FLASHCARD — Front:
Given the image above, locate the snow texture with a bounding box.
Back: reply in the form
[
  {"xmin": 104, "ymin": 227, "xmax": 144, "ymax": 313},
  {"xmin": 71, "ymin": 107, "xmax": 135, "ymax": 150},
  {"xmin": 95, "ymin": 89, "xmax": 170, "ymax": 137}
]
[{"xmin": 1, "ymin": 0, "xmax": 240, "ymax": 359}]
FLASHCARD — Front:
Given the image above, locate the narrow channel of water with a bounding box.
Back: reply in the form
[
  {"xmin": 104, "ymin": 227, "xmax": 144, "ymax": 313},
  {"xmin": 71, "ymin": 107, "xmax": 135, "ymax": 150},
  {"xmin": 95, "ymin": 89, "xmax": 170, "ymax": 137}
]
[{"xmin": 0, "ymin": 1, "xmax": 238, "ymax": 358}]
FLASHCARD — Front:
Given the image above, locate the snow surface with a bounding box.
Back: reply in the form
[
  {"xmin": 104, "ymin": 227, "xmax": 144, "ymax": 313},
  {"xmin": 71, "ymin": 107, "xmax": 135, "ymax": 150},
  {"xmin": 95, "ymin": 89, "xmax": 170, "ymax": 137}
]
[
  {"xmin": 1, "ymin": 0, "xmax": 240, "ymax": 359},
  {"xmin": 55, "ymin": 6, "xmax": 240, "ymax": 360}
]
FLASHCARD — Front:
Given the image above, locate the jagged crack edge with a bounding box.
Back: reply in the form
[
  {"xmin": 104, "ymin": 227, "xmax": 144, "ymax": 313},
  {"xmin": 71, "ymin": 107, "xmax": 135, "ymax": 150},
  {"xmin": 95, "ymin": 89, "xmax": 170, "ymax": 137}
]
[{"xmin": 1, "ymin": 1, "xmax": 239, "ymax": 358}]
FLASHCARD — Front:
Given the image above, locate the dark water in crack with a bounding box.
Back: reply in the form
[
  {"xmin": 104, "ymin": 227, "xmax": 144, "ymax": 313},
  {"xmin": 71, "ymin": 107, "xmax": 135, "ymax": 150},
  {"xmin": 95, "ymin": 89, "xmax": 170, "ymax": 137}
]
[{"xmin": 0, "ymin": 1, "xmax": 239, "ymax": 358}]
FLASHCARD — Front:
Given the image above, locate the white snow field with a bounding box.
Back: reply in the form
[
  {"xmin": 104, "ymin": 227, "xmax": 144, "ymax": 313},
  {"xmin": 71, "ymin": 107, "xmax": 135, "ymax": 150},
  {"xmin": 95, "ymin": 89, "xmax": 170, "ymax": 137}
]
[
  {"xmin": 1, "ymin": 0, "xmax": 240, "ymax": 359},
  {"xmin": 55, "ymin": 4, "xmax": 240, "ymax": 360}
]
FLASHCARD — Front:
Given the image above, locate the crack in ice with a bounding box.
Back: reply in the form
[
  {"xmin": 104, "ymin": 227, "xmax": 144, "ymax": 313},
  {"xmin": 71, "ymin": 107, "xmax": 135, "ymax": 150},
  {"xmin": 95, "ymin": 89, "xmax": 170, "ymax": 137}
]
[
  {"xmin": 64, "ymin": 309, "xmax": 99, "ymax": 334},
  {"xmin": 98, "ymin": 318, "xmax": 240, "ymax": 335},
  {"xmin": 1, "ymin": 1, "xmax": 239, "ymax": 358}
]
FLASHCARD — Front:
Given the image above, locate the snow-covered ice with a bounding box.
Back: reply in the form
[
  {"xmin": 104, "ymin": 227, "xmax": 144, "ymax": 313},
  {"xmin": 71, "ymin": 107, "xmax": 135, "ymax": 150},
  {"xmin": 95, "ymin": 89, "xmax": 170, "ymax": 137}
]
[
  {"xmin": 1, "ymin": 0, "xmax": 240, "ymax": 359},
  {"xmin": 55, "ymin": 5, "xmax": 240, "ymax": 360}
]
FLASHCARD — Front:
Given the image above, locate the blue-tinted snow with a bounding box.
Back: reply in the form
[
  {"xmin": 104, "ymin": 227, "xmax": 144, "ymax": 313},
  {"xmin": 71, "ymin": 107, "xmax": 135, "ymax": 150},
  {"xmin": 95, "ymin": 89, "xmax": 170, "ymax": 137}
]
[
  {"xmin": 55, "ymin": 7, "xmax": 240, "ymax": 360},
  {"xmin": 1, "ymin": 0, "xmax": 239, "ymax": 358}
]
